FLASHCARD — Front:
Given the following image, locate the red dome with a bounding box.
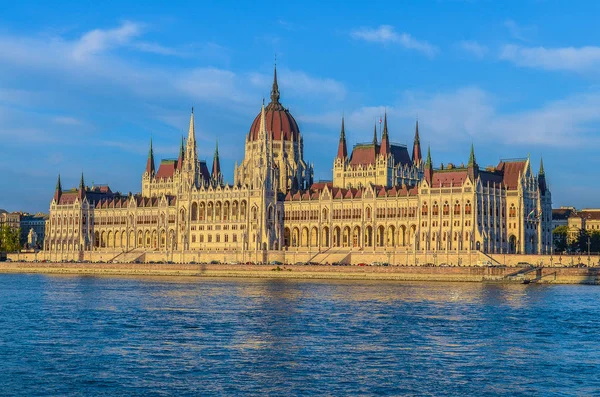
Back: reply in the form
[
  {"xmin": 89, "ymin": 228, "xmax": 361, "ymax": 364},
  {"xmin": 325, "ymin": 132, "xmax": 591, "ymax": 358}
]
[
  {"xmin": 248, "ymin": 65, "xmax": 301, "ymax": 142},
  {"xmin": 248, "ymin": 105, "xmax": 300, "ymax": 142}
]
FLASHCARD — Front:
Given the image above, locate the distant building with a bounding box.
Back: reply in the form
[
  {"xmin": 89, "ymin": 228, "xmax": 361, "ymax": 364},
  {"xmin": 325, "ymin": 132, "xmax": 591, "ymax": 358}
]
[
  {"xmin": 552, "ymin": 207, "xmax": 575, "ymax": 230},
  {"xmin": 44, "ymin": 66, "xmax": 552, "ymax": 256},
  {"xmin": 0, "ymin": 210, "xmax": 21, "ymax": 231},
  {"xmin": 20, "ymin": 213, "xmax": 48, "ymax": 249}
]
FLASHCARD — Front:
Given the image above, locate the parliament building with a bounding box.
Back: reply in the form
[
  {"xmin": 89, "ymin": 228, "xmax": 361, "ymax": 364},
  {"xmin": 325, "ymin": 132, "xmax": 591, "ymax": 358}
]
[{"xmin": 45, "ymin": 67, "xmax": 553, "ymax": 259}]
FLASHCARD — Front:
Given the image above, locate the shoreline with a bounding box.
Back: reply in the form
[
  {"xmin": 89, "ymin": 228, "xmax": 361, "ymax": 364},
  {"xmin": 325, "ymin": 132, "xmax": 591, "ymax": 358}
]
[{"xmin": 0, "ymin": 262, "xmax": 598, "ymax": 284}]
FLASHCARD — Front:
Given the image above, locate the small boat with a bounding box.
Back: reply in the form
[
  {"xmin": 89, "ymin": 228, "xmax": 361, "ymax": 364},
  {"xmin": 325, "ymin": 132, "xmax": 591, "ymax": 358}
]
[{"xmin": 522, "ymin": 279, "xmax": 531, "ymax": 285}]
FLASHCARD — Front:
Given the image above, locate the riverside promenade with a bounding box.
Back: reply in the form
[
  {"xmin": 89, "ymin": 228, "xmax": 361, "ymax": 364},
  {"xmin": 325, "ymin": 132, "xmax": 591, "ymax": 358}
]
[{"xmin": 1, "ymin": 261, "xmax": 599, "ymax": 284}]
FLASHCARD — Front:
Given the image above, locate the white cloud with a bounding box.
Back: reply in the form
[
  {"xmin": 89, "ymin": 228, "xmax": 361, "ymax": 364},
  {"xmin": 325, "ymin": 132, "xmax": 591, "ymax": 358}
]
[
  {"xmin": 53, "ymin": 116, "xmax": 84, "ymax": 126},
  {"xmin": 500, "ymin": 44, "xmax": 600, "ymax": 73},
  {"xmin": 350, "ymin": 25, "xmax": 438, "ymax": 57},
  {"xmin": 72, "ymin": 21, "xmax": 141, "ymax": 60},
  {"xmin": 458, "ymin": 40, "xmax": 488, "ymax": 58},
  {"xmin": 303, "ymin": 87, "xmax": 600, "ymax": 148},
  {"xmin": 504, "ymin": 19, "xmax": 537, "ymax": 43}
]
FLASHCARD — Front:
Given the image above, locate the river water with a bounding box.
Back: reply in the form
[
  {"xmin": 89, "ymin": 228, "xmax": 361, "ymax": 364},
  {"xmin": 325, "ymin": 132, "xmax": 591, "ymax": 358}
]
[{"xmin": 0, "ymin": 274, "xmax": 598, "ymax": 396}]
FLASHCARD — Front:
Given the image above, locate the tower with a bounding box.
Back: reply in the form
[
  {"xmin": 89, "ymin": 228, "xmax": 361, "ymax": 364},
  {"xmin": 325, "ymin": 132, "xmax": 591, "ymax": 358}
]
[{"xmin": 412, "ymin": 120, "xmax": 422, "ymax": 166}]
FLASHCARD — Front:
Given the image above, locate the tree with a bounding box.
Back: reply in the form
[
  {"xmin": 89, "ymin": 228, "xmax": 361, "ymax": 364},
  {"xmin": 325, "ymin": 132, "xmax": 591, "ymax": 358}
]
[
  {"xmin": 569, "ymin": 228, "xmax": 588, "ymax": 253},
  {"xmin": 552, "ymin": 225, "xmax": 569, "ymax": 253},
  {"xmin": 0, "ymin": 225, "xmax": 21, "ymax": 252}
]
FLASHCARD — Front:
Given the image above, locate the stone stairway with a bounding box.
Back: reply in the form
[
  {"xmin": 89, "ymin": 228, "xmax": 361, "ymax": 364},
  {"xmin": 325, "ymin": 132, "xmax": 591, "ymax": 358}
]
[
  {"xmin": 308, "ymin": 249, "xmax": 351, "ymax": 265},
  {"xmin": 110, "ymin": 249, "xmax": 146, "ymax": 263}
]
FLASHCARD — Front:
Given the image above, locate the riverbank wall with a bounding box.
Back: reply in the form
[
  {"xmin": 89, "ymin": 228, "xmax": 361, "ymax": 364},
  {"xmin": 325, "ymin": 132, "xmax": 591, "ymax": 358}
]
[
  {"xmin": 1, "ymin": 262, "xmax": 598, "ymax": 284},
  {"xmin": 8, "ymin": 249, "xmax": 599, "ymax": 268}
]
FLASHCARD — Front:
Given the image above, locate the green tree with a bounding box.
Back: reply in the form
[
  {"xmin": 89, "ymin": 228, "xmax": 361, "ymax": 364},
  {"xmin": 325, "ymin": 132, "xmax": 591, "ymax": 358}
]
[
  {"xmin": 552, "ymin": 225, "xmax": 569, "ymax": 252},
  {"xmin": 0, "ymin": 225, "xmax": 21, "ymax": 252},
  {"xmin": 569, "ymin": 229, "xmax": 588, "ymax": 253}
]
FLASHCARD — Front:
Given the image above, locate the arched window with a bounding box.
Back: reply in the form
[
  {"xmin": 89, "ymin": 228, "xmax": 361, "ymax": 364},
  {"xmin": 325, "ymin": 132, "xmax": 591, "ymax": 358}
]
[
  {"xmin": 191, "ymin": 202, "xmax": 198, "ymax": 221},
  {"xmin": 454, "ymin": 201, "xmax": 461, "ymax": 216},
  {"xmin": 421, "ymin": 203, "xmax": 428, "ymax": 216},
  {"xmin": 443, "ymin": 201, "xmax": 450, "ymax": 216},
  {"xmin": 465, "ymin": 201, "xmax": 472, "ymax": 215},
  {"xmin": 509, "ymin": 204, "xmax": 516, "ymax": 218},
  {"xmin": 432, "ymin": 202, "xmax": 439, "ymax": 216}
]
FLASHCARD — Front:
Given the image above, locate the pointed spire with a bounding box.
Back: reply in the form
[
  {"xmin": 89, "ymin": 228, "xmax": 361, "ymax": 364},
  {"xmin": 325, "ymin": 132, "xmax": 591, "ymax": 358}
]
[
  {"xmin": 146, "ymin": 138, "xmax": 155, "ymax": 176},
  {"xmin": 211, "ymin": 140, "xmax": 221, "ymax": 184},
  {"xmin": 538, "ymin": 157, "xmax": 547, "ymax": 194},
  {"xmin": 259, "ymin": 99, "xmax": 266, "ymax": 135},
  {"xmin": 178, "ymin": 135, "xmax": 185, "ymax": 169},
  {"xmin": 380, "ymin": 111, "xmax": 390, "ymax": 156},
  {"xmin": 53, "ymin": 174, "xmax": 62, "ymax": 202},
  {"xmin": 269, "ymin": 63, "xmax": 281, "ymax": 107},
  {"xmin": 468, "ymin": 143, "xmax": 477, "ymax": 167},
  {"xmin": 412, "ymin": 119, "xmax": 422, "ymax": 165},
  {"xmin": 187, "ymin": 107, "xmax": 195, "ymax": 144},
  {"xmin": 373, "ymin": 123, "xmax": 378, "ymax": 145},
  {"xmin": 78, "ymin": 172, "xmax": 86, "ymax": 200},
  {"xmin": 337, "ymin": 116, "xmax": 348, "ymax": 159},
  {"xmin": 425, "ymin": 146, "xmax": 432, "ymax": 168}
]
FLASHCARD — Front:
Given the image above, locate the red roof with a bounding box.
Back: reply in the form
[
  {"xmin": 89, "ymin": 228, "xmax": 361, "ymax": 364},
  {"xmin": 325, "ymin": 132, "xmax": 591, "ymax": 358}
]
[
  {"xmin": 248, "ymin": 106, "xmax": 300, "ymax": 141},
  {"xmin": 496, "ymin": 160, "xmax": 526, "ymax": 189},
  {"xmin": 156, "ymin": 160, "xmax": 177, "ymax": 180},
  {"xmin": 430, "ymin": 170, "xmax": 469, "ymax": 188},
  {"xmin": 349, "ymin": 144, "xmax": 378, "ymax": 166}
]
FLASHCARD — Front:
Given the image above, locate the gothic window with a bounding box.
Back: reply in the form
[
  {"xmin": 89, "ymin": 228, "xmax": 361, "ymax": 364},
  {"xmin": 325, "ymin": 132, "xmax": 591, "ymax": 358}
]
[
  {"xmin": 509, "ymin": 204, "xmax": 516, "ymax": 218},
  {"xmin": 454, "ymin": 201, "xmax": 461, "ymax": 216},
  {"xmin": 465, "ymin": 201, "xmax": 472, "ymax": 215},
  {"xmin": 191, "ymin": 202, "xmax": 198, "ymax": 221},
  {"xmin": 443, "ymin": 201, "xmax": 450, "ymax": 216},
  {"xmin": 432, "ymin": 202, "xmax": 439, "ymax": 216},
  {"xmin": 422, "ymin": 203, "xmax": 428, "ymax": 216}
]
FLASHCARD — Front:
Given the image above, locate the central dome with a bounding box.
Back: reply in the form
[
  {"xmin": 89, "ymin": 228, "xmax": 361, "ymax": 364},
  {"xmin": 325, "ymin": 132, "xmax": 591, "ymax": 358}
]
[{"xmin": 248, "ymin": 66, "xmax": 300, "ymax": 142}]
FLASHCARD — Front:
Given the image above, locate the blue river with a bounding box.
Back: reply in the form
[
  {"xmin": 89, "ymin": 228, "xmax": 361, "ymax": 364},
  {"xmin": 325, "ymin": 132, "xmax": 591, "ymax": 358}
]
[{"xmin": 0, "ymin": 274, "xmax": 598, "ymax": 396}]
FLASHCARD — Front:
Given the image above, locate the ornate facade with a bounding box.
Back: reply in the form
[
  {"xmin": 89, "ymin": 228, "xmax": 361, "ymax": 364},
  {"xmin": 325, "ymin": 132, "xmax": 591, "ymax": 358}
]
[{"xmin": 45, "ymin": 66, "xmax": 552, "ymax": 258}]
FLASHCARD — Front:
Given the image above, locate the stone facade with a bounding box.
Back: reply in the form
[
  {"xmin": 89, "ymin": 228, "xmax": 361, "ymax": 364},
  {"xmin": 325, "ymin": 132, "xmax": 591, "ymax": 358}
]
[{"xmin": 44, "ymin": 67, "xmax": 553, "ymax": 259}]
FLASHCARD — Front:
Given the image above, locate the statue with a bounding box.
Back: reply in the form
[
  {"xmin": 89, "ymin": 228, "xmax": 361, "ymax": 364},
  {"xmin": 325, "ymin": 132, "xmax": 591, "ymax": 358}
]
[{"xmin": 27, "ymin": 228, "xmax": 37, "ymax": 249}]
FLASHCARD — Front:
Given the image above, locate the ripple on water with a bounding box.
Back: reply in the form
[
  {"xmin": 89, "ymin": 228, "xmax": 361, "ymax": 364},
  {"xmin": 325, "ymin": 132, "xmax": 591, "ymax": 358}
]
[{"xmin": 0, "ymin": 275, "xmax": 599, "ymax": 396}]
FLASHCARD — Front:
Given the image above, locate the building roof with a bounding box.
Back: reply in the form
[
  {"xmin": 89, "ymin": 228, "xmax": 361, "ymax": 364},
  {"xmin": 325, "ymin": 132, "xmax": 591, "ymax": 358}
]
[
  {"xmin": 248, "ymin": 65, "xmax": 300, "ymax": 142},
  {"xmin": 349, "ymin": 143, "xmax": 379, "ymax": 166},
  {"xmin": 553, "ymin": 207, "xmax": 575, "ymax": 221},
  {"xmin": 156, "ymin": 159, "xmax": 178, "ymax": 180},
  {"xmin": 496, "ymin": 159, "xmax": 527, "ymax": 190}
]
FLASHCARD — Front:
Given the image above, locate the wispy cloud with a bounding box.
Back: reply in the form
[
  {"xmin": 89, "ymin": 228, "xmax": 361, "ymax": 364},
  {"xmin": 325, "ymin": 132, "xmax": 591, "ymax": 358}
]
[
  {"xmin": 458, "ymin": 40, "xmax": 488, "ymax": 58},
  {"xmin": 52, "ymin": 116, "xmax": 84, "ymax": 126},
  {"xmin": 504, "ymin": 19, "xmax": 537, "ymax": 43},
  {"xmin": 72, "ymin": 21, "xmax": 142, "ymax": 60},
  {"xmin": 303, "ymin": 87, "xmax": 600, "ymax": 148},
  {"xmin": 500, "ymin": 44, "xmax": 600, "ymax": 73},
  {"xmin": 350, "ymin": 25, "xmax": 438, "ymax": 57}
]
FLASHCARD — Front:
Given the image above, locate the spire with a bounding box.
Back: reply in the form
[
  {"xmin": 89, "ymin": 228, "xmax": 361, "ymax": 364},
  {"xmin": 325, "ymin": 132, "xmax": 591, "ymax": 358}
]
[
  {"xmin": 146, "ymin": 138, "xmax": 155, "ymax": 176},
  {"xmin": 373, "ymin": 123, "xmax": 378, "ymax": 145},
  {"xmin": 178, "ymin": 136, "xmax": 185, "ymax": 169},
  {"xmin": 337, "ymin": 116, "xmax": 348, "ymax": 159},
  {"xmin": 467, "ymin": 143, "xmax": 479, "ymax": 181},
  {"xmin": 259, "ymin": 99, "xmax": 266, "ymax": 135},
  {"xmin": 268, "ymin": 63, "xmax": 281, "ymax": 108},
  {"xmin": 380, "ymin": 111, "xmax": 390, "ymax": 156},
  {"xmin": 468, "ymin": 143, "xmax": 477, "ymax": 167},
  {"xmin": 538, "ymin": 157, "xmax": 547, "ymax": 194},
  {"xmin": 78, "ymin": 172, "xmax": 86, "ymax": 200},
  {"xmin": 412, "ymin": 119, "xmax": 422, "ymax": 165},
  {"xmin": 211, "ymin": 140, "xmax": 221, "ymax": 184},
  {"xmin": 425, "ymin": 146, "xmax": 432, "ymax": 168},
  {"xmin": 424, "ymin": 146, "xmax": 433, "ymax": 183},
  {"xmin": 53, "ymin": 174, "xmax": 62, "ymax": 202},
  {"xmin": 187, "ymin": 107, "xmax": 196, "ymax": 145},
  {"xmin": 184, "ymin": 107, "xmax": 198, "ymax": 174}
]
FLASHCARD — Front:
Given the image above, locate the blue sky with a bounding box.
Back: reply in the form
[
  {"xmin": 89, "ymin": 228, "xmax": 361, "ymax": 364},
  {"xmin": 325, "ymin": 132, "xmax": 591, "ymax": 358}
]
[{"xmin": 1, "ymin": 0, "xmax": 600, "ymax": 212}]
